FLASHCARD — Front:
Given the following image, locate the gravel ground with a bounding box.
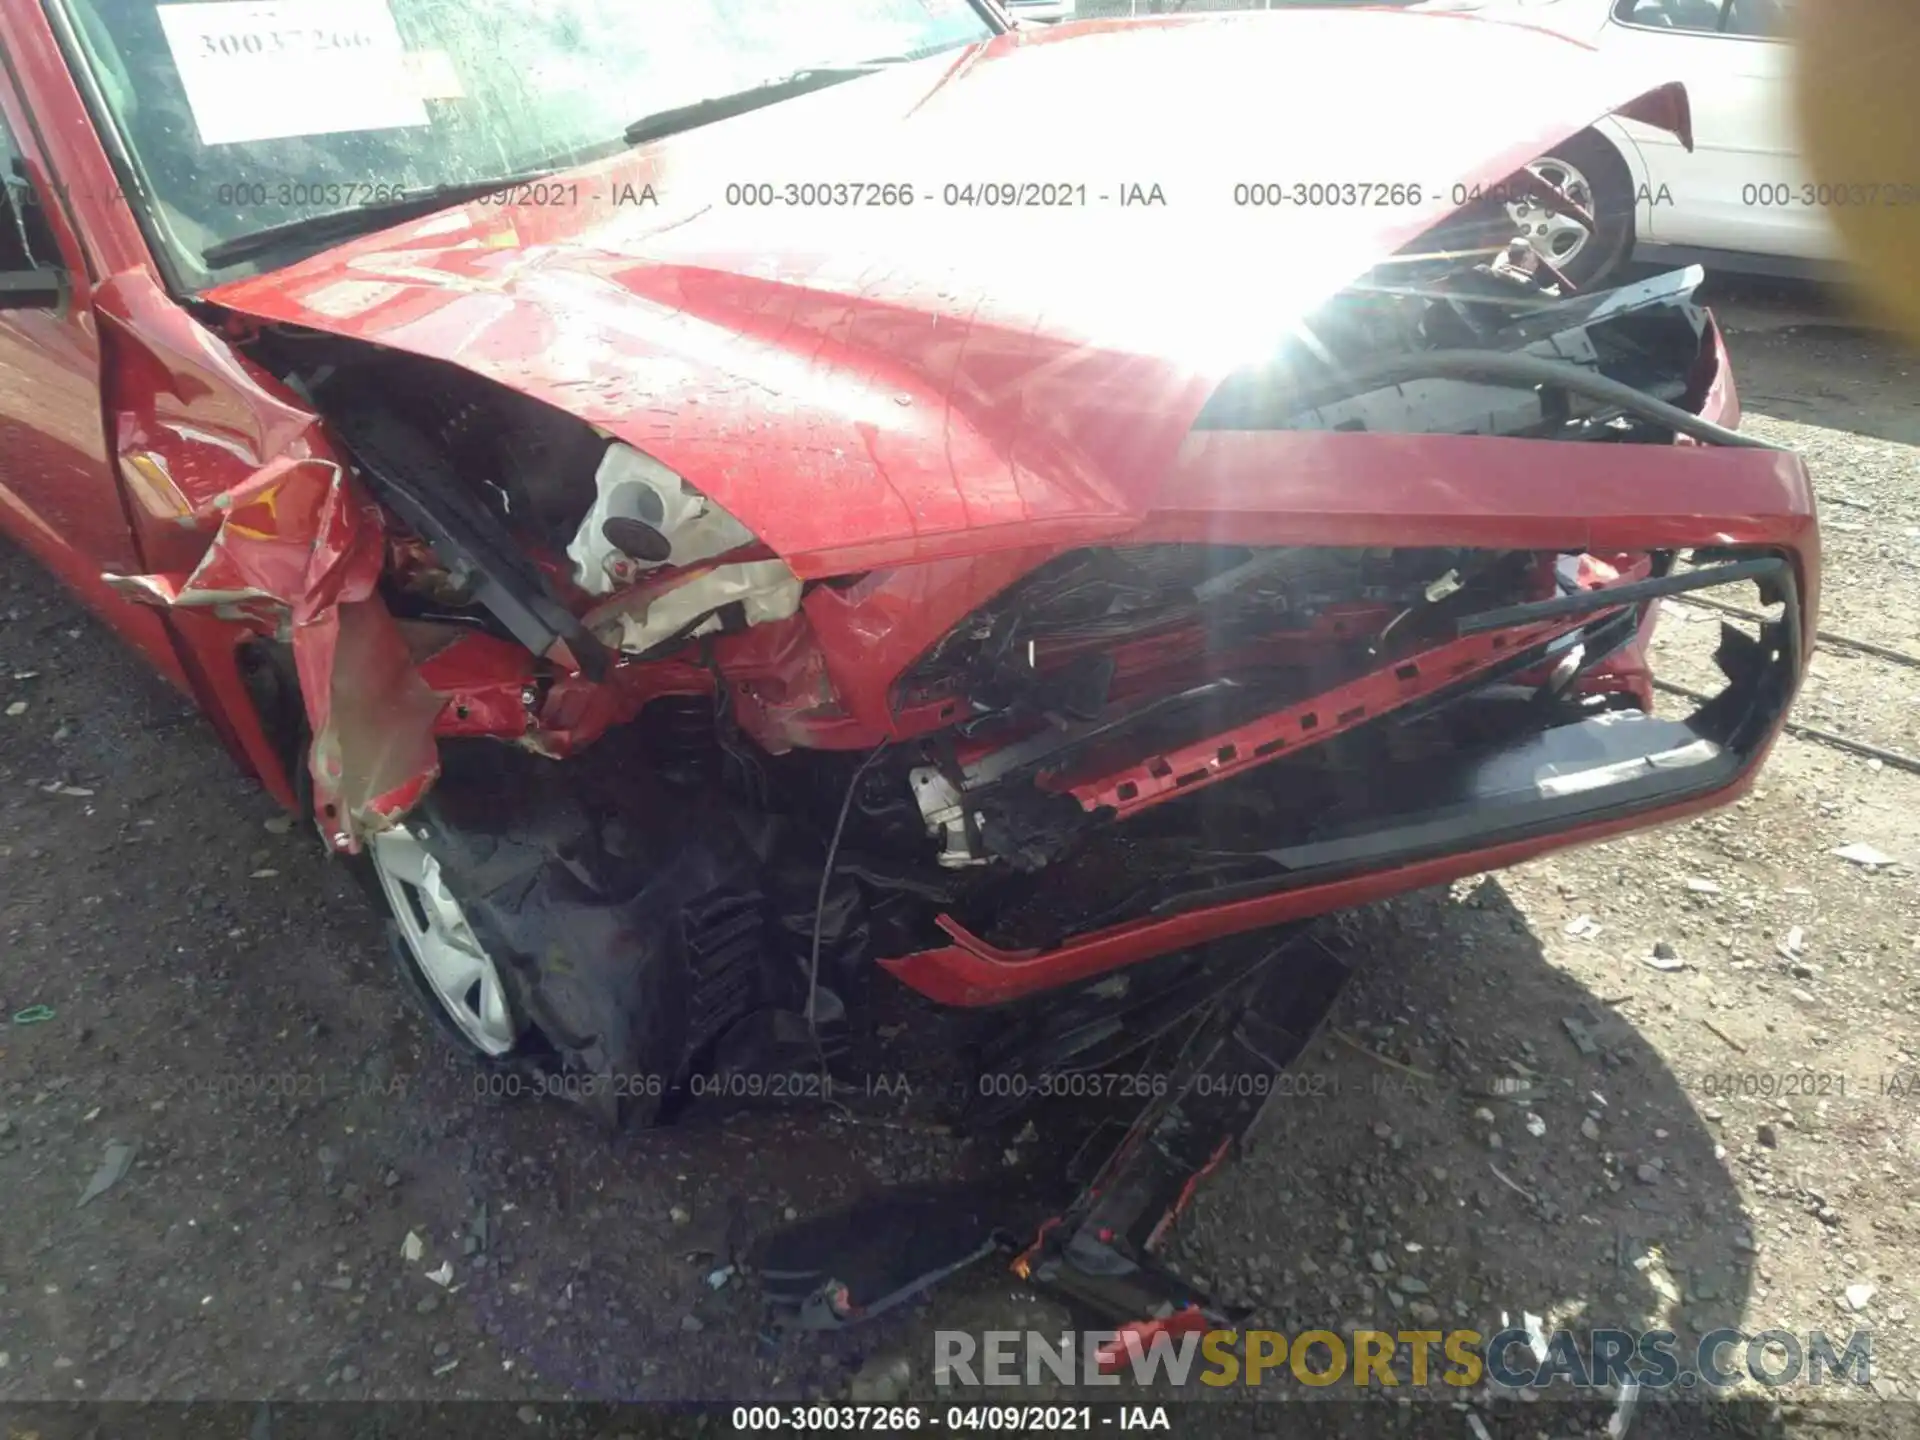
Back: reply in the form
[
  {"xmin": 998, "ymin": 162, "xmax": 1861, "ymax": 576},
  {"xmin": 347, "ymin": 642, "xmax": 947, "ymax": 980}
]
[{"xmin": 0, "ymin": 280, "xmax": 1915, "ymax": 1436}]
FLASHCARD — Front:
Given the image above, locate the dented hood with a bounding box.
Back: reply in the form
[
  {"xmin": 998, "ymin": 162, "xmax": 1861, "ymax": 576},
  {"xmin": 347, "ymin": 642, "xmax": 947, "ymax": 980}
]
[{"xmin": 206, "ymin": 9, "xmax": 1691, "ymax": 578}]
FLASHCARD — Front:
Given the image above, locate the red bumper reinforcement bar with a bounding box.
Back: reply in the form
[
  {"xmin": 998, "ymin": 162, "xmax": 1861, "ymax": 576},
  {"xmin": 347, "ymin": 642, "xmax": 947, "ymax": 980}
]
[{"xmin": 1060, "ymin": 612, "xmax": 1593, "ymax": 820}]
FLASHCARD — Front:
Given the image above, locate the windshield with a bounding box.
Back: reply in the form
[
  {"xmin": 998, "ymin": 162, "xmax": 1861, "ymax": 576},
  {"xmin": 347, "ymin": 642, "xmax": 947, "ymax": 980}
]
[{"xmin": 52, "ymin": 0, "xmax": 997, "ymax": 286}]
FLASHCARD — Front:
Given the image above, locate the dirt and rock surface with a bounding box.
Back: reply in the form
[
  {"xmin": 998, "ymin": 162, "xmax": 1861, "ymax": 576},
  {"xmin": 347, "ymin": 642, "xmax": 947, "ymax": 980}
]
[{"xmin": 1, "ymin": 279, "xmax": 1916, "ymax": 1437}]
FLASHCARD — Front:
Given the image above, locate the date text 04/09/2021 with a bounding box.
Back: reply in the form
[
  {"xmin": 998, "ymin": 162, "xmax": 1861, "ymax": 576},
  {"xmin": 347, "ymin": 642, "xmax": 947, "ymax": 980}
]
[
  {"xmin": 719, "ymin": 181, "xmax": 1167, "ymax": 207},
  {"xmin": 728, "ymin": 1405, "xmax": 1171, "ymax": 1432},
  {"xmin": 1681, "ymin": 1070, "xmax": 1920, "ymax": 1099}
]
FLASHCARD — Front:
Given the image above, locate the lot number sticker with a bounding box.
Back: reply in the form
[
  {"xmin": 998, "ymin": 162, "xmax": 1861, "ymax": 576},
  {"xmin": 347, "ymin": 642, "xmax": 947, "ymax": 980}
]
[{"xmin": 157, "ymin": 0, "xmax": 430, "ymax": 146}]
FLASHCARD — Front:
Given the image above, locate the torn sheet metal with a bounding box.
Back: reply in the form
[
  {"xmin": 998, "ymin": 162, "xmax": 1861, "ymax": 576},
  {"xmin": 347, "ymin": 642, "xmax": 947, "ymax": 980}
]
[
  {"xmin": 311, "ymin": 599, "xmax": 446, "ymax": 839},
  {"xmin": 92, "ymin": 268, "xmax": 438, "ymax": 843}
]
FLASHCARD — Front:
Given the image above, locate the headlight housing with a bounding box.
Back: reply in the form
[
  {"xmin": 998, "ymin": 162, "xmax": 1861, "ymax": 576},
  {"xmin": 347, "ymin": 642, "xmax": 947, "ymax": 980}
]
[{"xmin": 566, "ymin": 443, "xmax": 758, "ymax": 596}]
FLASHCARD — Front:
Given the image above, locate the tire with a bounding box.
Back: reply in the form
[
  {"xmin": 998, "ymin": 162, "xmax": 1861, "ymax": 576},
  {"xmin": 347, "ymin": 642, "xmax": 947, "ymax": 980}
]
[
  {"xmin": 348, "ymin": 742, "xmax": 791, "ymax": 1130},
  {"xmin": 1508, "ymin": 129, "xmax": 1636, "ymax": 288}
]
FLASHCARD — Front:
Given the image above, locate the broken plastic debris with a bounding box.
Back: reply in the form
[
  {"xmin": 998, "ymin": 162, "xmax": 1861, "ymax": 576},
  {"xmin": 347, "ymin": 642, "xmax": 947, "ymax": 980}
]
[
  {"xmin": 77, "ymin": 1140, "xmax": 136, "ymax": 1208},
  {"xmin": 1609, "ymin": 1375, "xmax": 1643, "ymax": 1439},
  {"xmin": 1684, "ymin": 877, "xmax": 1722, "ymax": 894},
  {"xmin": 401, "ymin": 1231, "xmax": 424, "ymax": 1262},
  {"xmin": 1642, "ymin": 952, "xmax": 1687, "ymax": 972},
  {"xmin": 426, "ymin": 1261, "xmax": 454, "ymax": 1287},
  {"xmin": 1525, "ymin": 1113, "xmax": 1547, "ymax": 1138},
  {"xmin": 11, "ymin": 1005, "xmax": 55, "ymax": 1025},
  {"xmin": 1489, "ymin": 1164, "xmax": 1537, "ymax": 1204},
  {"xmin": 706, "ymin": 1264, "xmax": 736, "ymax": 1290},
  {"xmin": 1562, "ymin": 1016, "xmax": 1600, "ymax": 1056},
  {"xmin": 1643, "ymin": 1265, "xmax": 1682, "ymax": 1305},
  {"xmin": 1831, "ymin": 843, "xmax": 1898, "ymax": 868},
  {"xmin": 3, "ymin": 701, "xmax": 25, "ymax": 717},
  {"xmin": 1563, "ymin": 915, "xmax": 1603, "ymax": 939}
]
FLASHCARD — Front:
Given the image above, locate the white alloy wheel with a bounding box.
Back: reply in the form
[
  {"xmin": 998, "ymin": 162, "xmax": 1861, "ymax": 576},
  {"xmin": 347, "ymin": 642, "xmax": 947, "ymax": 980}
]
[
  {"xmin": 1506, "ymin": 154, "xmax": 1599, "ymax": 269},
  {"xmin": 370, "ymin": 826, "xmax": 519, "ymax": 1056}
]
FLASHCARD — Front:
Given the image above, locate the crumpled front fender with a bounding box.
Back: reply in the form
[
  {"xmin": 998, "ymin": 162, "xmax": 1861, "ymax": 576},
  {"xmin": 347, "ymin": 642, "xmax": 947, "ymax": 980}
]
[{"xmin": 92, "ymin": 268, "xmax": 440, "ymax": 844}]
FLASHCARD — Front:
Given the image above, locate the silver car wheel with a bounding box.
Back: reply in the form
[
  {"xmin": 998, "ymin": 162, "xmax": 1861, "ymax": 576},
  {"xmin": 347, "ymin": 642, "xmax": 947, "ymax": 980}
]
[
  {"xmin": 1506, "ymin": 155, "xmax": 1599, "ymax": 268},
  {"xmin": 370, "ymin": 826, "xmax": 519, "ymax": 1056}
]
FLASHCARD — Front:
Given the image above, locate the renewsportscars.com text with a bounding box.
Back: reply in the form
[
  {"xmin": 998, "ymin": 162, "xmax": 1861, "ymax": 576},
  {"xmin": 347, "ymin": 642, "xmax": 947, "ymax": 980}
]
[{"xmin": 935, "ymin": 1326, "xmax": 1872, "ymax": 1391}]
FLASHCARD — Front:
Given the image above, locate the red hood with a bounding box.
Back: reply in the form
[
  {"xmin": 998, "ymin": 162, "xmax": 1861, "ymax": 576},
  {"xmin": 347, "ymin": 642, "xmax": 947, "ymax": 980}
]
[{"xmin": 207, "ymin": 10, "xmax": 1690, "ymax": 578}]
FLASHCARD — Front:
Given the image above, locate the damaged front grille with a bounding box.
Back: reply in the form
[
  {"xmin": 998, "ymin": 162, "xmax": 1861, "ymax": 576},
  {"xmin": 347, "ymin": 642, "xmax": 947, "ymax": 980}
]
[
  {"xmin": 899, "ymin": 539, "xmax": 1569, "ymax": 867},
  {"xmin": 898, "ymin": 542, "xmax": 1802, "ymax": 954},
  {"xmin": 900, "ymin": 544, "xmax": 1535, "ymax": 718}
]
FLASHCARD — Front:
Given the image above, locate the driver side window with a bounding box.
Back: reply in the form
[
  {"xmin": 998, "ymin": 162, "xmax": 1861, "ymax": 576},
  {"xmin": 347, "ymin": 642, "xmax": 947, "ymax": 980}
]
[
  {"xmin": 1722, "ymin": 0, "xmax": 1789, "ymax": 38},
  {"xmin": 1612, "ymin": 0, "xmax": 1727, "ymax": 32},
  {"xmin": 0, "ymin": 107, "xmax": 65, "ymax": 282}
]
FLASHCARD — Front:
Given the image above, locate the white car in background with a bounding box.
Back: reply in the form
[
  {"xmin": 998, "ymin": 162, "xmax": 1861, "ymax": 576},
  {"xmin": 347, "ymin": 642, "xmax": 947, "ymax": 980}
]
[{"xmin": 1415, "ymin": 0, "xmax": 1832, "ymax": 282}]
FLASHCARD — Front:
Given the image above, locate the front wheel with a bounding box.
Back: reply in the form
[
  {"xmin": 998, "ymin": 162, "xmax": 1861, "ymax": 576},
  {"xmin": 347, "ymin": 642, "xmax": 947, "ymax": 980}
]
[
  {"xmin": 1506, "ymin": 130, "xmax": 1636, "ymax": 288},
  {"xmin": 369, "ymin": 824, "xmax": 532, "ymax": 1064}
]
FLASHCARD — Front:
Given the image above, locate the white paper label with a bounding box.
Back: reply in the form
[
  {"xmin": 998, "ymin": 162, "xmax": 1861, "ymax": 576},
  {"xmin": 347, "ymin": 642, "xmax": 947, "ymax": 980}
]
[
  {"xmin": 402, "ymin": 48, "xmax": 465, "ymax": 102},
  {"xmin": 156, "ymin": 0, "xmax": 430, "ymax": 147}
]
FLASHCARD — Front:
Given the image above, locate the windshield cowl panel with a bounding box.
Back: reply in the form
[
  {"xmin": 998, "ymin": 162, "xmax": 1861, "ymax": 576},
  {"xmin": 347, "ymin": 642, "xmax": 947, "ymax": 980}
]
[{"xmin": 51, "ymin": 0, "xmax": 998, "ymax": 287}]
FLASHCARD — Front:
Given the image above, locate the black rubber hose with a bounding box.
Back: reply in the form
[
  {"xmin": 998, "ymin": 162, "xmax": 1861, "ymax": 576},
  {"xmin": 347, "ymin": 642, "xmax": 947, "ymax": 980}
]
[{"xmin": 1329, "ymin": 348, "xmax": 1788, "ymax": 451}]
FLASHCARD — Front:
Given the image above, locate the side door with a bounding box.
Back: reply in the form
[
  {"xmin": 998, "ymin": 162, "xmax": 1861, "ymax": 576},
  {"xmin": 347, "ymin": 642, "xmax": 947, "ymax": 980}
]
[
  {"xmin": 0, "ymin": 44, "xmax": 187, "ymax": 684},
  {"xmin": 1598, "ymin": 0, "xmax": 1812, "ymax": 256}
]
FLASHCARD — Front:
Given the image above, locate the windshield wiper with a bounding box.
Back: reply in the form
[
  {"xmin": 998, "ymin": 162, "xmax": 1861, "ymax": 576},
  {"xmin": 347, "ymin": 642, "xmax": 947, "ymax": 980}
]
[
  {"xmin": 200, "ymin": 171, "xmax": 560, "ymax": 269},
  {"xmin": 622, "ymin": 61, "xmax": 904, "ymax": 147}
]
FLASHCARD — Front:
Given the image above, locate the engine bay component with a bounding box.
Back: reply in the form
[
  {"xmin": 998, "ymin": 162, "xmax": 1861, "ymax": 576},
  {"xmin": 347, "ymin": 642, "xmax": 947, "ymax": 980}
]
[
  {"xmin": 910, "ymin": 767, "xmax": 988, "ymax": 869},
  {"xmin": 587, "ymin": 559, "xmax": 805, "ymax": 657},
  {"xmin": 567, "ymin": 444, "xmax": 758, "ymax": 596}
]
